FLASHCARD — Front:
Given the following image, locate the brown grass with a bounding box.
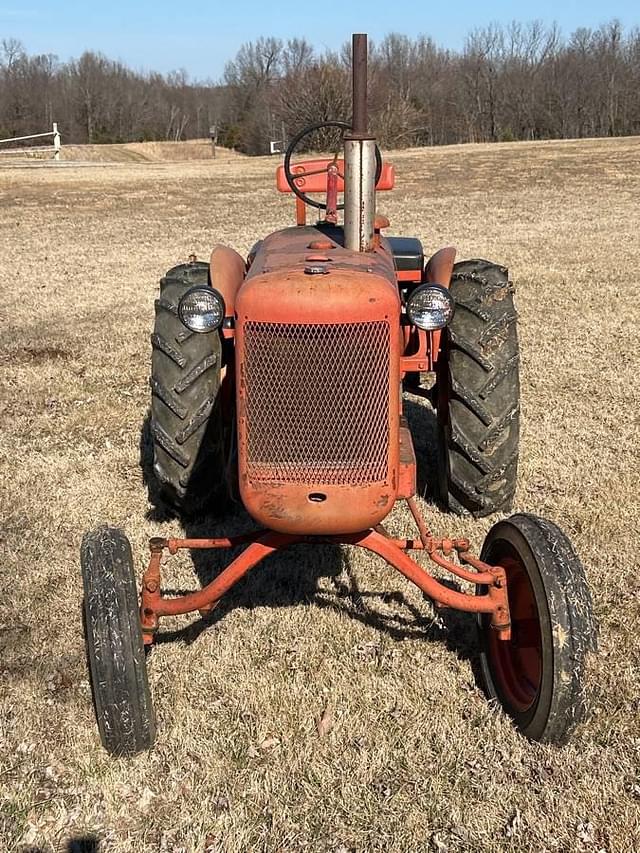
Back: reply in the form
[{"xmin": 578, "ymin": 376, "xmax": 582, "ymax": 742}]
[
  {"xmin": 59, "ymin": 140, "xmax": 243, "ymax": 163},
  {"xmin": 0, "ymin": 139, "xmax": 243, "ymax": 164},
  {"xmin": 0, "ymin": 137, "xmax": 639, "ymax": 853}
]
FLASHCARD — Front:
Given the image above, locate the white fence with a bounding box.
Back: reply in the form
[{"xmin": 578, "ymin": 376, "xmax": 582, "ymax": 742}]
[{"xmin": 0, "ymin": 122, "xmax": 61, "ymax": 160}]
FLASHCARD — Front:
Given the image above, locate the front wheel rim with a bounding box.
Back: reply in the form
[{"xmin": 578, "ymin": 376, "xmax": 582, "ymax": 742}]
[{"xmin": 486, "ymin": 553, "xmax": 543, "ymax": 714}]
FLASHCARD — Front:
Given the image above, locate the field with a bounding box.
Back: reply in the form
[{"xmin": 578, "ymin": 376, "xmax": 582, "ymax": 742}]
[
  {"xmin": 0, "ymin": 136, "xmax": 639, "ymax": 852},
  {"xmin": 0, "ymin": 139, "xmax": 241, "ymax": 164}
]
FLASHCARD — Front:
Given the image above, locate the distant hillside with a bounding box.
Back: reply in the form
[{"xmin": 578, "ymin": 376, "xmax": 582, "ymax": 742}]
[{"xmin": 59, "ymin": 139, "xmax": 243, "ymax": 163}]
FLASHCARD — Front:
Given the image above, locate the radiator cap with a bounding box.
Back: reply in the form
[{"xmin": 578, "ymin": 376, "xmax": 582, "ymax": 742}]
[{"xmin": 304, "ymin": 263, "xmax": 330, "ymax": 275}]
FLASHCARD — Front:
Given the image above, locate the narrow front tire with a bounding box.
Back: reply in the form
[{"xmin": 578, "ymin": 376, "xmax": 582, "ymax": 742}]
[
  {"xmin": 477, "ymin": 513, "xmax": 596, "ymax": 744},
  {"xmin": 81, "ymin": 527, "xmax": 156, "ymax": 756}
]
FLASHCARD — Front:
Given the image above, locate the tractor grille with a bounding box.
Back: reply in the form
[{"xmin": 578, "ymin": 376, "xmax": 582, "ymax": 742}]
[{"xmin": 242, "ymin": 321, "xmax": 391, "ymax": 485}]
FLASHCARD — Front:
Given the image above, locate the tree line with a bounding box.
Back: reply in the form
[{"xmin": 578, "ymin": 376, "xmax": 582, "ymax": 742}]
[{"xmin": 1, "ymin": 20, "xmax": 639, "ymax": 153}]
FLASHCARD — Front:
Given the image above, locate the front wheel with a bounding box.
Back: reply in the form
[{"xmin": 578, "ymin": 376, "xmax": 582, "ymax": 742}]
[
  {"xmin": 81, "ymin": 527, "xmax": 156, "ymax": 756},
  {"xmin": 477, "ymin": 514, "xmax": 596, "ymax": 744}
]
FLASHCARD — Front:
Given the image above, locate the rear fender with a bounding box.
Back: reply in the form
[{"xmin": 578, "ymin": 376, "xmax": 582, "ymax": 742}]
[
  {"xmin": 209, "ymin": 245, "xmax": 246, "ymax": 336},
  {"xmin": 425, "ymin": 246, "xmax": 456, "ymax": 369},
  {"xmin": 425, "ymin": 246, "xmax": 456, "ymax": 288}
]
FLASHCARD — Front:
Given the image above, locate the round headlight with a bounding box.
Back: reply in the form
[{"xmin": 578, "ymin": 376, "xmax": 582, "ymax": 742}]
[
  {"xmin": 406, "ymin": 284, "xmax": 455, "ymax": 331},
  {"xmin": 178, "ymin": 286, "xmax": 225, "ymax": 333}
]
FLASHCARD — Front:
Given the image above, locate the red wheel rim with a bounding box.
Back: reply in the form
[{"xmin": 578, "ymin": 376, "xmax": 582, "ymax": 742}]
[{"xmin": 487, "ymin": 553, "xmax": 542, "ymax": 713}]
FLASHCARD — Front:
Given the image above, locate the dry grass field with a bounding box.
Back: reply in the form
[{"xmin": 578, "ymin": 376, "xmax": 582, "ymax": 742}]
[
  {"xmin": 1, "ymin": 139, "xmax": 241, "ymax": 164},
  {"xmin": 0, "ymin": 136, "xmax": 639, "ymax": 852},
  {"xmin": 59, "ymin": 140, "xmax": 242, "ymax": 164}
]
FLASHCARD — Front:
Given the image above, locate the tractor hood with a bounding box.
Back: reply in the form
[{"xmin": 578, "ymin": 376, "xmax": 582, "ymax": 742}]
[{"xmin": 234, "ymin": 225, "xmax": 402, "ymax": 536}]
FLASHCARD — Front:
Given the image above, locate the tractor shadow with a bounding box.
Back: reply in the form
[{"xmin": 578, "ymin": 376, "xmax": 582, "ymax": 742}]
[
  {"xmin": 138, "ymin": 409, "xmax": 480, "ymax": 670},
  {"xmin": 24, "ymin": 837, "xmax": 100, "ymax": 853},
  {"xmin": 403, "ymin": 392, "xmax": 440, "ymax": 502}
]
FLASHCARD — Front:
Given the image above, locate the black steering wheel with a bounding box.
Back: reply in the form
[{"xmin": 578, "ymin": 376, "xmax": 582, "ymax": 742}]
[{"xmin": 283, "ymin": 120, "xmax": 383, "ymax": 210}]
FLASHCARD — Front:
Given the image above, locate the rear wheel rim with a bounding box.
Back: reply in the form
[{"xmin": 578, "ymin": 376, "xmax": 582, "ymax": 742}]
[{"xmin": 486, "ymin": 552, "xmax": 542, "ymax": 713}]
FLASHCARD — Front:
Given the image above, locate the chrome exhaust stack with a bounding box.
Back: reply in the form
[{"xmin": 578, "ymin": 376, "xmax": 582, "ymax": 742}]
[{"xmin": 344, "ymin": 33, "xmax": 376, "ymax": 253}]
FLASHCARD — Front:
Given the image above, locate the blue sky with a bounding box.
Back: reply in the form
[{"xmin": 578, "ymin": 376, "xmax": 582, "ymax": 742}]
[{"xmin": 1, "ymin": 0, "xmax": 637, "ymax": 80}]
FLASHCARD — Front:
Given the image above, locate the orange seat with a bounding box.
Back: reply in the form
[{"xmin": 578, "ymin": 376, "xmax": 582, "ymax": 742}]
[{"xmin": 276, "ymin": 159, "xmax": 395, "ymax": 194}]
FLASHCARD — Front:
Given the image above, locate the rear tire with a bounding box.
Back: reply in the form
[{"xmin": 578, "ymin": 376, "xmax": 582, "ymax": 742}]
[
  {"xmin": 150, "ymin": 261, "xmax": 227, "ymax": 516},
  {"xmin": 477, "ymin": 514, "xmax": 596, "ymax": 744},
  {"xmin": 81, "ymin": 527, "xmax": 155, "ymax": 756},
  {"xmin": 436, "ymin": 259, "xmax": 519, "ymax": 516}
]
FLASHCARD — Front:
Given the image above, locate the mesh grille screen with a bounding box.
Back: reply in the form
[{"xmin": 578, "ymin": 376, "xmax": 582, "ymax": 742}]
[{"xmin": 242, "ymin": 321, "xmax": 390, "ymax": 485}]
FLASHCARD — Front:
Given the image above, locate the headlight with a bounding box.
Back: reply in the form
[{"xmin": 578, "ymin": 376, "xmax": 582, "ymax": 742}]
[
  {"xmin": 178, "ymin": 286, "xmax": 225, "ymax": 333},
  {"xmin": 406, "ymin": 284, "xmax": 455, "ymax": 331}
]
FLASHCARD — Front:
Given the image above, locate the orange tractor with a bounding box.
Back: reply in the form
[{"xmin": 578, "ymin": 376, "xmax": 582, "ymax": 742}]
[{"xmin": 81, "ymin": 34, "xmax": 596, "ymax": 755}]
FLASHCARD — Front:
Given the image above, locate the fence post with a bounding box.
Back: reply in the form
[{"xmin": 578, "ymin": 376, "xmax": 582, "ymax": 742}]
[
  {"xmin": 52, "ymin": 122, "xmax": 61, "ymax": 161},
  {"xmin": 209, "ymin": 124, "xmax": 217, "ymax": 158}
]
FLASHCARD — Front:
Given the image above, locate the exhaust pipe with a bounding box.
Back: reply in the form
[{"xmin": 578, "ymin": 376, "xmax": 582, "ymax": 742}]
[{"xmin": 344, "ymin": 33, "xmax": 376, "ymax": 253}]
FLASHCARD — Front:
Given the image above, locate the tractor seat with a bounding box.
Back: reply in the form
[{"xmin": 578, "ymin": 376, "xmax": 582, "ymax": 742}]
[{"xmin": 276, "ymin": 159, "xmax": 395, "ymax": 194}]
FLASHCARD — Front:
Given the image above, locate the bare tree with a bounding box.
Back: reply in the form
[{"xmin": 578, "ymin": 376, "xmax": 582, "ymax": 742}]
[{"xmin": 1, "ymin": 21, "xmax": 639, "ymax": 152}]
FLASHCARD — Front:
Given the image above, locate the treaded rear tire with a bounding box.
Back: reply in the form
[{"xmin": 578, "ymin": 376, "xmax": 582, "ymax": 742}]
[
  {"xmin": 436, "ymin": 259, "xmax": 519, "ymax": 516},
  {"xmin": 81, "ymin": 527, "xmax": 155, "ymax": 756},
  {"xmin": 150, "ymin": 261, "xmax": 227, "ymax": 515}
]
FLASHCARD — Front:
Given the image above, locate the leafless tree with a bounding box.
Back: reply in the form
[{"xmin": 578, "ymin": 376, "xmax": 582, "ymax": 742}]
[{"xmin": 1, "ymin": 21, "xmax": 639, "ymax": 153}]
